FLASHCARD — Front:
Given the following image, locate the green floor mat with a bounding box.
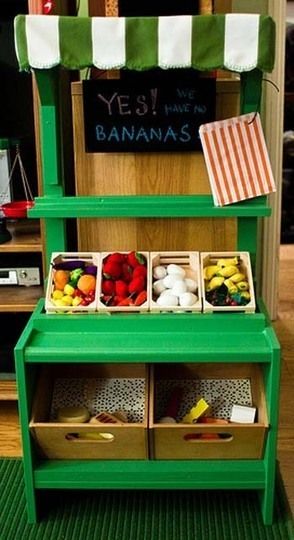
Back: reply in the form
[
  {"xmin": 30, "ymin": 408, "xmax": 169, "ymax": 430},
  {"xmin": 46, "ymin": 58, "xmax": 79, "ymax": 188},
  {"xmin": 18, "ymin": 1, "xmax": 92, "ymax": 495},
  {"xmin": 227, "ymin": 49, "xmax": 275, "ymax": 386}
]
[{"xmin": 0, "ymin": 459, "xmax": 293, "ymax": 540}]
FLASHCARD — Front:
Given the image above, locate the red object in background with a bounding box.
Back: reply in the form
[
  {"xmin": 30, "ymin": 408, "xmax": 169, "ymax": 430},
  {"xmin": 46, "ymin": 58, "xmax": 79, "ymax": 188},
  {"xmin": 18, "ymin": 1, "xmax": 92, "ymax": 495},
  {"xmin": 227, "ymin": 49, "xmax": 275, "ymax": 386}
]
[
  {"xmin": 1, "ymin": 200, "xmax": 34, "ymax": 219},
  {"xmin": 42, "ymin": 1, "xmax": 54, "ymax": 14}
]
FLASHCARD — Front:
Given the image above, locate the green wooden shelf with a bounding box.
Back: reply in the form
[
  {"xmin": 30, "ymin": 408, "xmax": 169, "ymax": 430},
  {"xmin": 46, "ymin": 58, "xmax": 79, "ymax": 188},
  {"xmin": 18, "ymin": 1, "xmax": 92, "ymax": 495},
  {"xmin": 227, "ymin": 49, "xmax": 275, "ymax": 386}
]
[
  {"xmin": 29, "ymin": 195, "xmax": 271, "ymax": 219},
  {"xmin": 34, "ymin": 459, "xmax": 266, "ymax": 490},
  {"xmin": 16, "ymin": 300, "xmax": 278, "ymax": 364}
]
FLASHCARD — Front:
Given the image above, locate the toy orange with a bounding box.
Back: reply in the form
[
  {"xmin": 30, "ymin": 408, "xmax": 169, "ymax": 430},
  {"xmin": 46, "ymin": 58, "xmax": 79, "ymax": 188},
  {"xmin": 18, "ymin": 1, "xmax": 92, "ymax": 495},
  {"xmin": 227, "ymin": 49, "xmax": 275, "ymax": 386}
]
[
  {"xmin": 53, "ymin": 269, "xmax": 70, "ymax": 290},
  {"xmin": 77, "ymin": 274, "xmax": 96, "ymax": 295}
]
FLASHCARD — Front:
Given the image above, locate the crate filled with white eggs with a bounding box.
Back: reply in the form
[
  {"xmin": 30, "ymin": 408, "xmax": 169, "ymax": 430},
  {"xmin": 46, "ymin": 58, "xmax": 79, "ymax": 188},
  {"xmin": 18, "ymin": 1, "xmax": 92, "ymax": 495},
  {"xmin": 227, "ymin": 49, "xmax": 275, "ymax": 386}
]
[{"xmin": 149, "ymin": 252, "xmax": 202, "ymax": 312}]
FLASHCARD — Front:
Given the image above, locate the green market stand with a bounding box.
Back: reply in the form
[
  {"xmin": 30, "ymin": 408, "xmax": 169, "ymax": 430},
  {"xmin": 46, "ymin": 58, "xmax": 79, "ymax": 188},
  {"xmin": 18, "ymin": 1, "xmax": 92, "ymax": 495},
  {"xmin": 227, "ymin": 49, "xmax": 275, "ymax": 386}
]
[{"xmin": 13, "ymin": 14, "xmax": 280, "ymax": 524}]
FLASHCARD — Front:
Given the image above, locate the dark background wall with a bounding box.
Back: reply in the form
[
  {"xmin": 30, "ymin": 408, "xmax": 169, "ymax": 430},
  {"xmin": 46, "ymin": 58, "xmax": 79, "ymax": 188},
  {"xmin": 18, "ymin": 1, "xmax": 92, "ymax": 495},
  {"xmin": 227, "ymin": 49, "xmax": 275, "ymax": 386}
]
[{"xmin": 0, "ymin": 1, "xmax": 37, "ymax": 199}]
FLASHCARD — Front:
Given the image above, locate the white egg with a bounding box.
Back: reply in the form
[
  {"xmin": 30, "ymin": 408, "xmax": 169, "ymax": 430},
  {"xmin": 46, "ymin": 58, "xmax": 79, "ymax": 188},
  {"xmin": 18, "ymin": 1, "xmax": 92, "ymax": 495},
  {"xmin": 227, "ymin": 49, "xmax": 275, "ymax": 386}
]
[
  {"xmin": 185, "ymin": 278, "xmax": 197, "ymax": 293},
  {"xmin": 156, "ymin": 293, "xmax": 178, "ymax": 307},
  {"xmin": 153, "ymin": 265, "xmax": 167, "ymax": 280},
  {"xmin": 179, "ymin": 292, "xmax": 198, "ymax": 307},
  {"xmin": 167, "ymin": 264, "xmax": 186, "ymax": 278},
  {"xmin": 159, "ymin": 288, "xmax": 173, "ymax": 297},
  {"xmin": 158, "ymin": 416, "xmax": 177, "ymax": 424},
  {"xmin": 162, "ymin": 274, "xmax": 180, "ymax": 289},
  {"xmin": 171, "ymin": 280, "xmax": 188, "ymax": 296},
  {"xmin": 153, "ymin": 279, "xmax": 166, "ymax": 296}
]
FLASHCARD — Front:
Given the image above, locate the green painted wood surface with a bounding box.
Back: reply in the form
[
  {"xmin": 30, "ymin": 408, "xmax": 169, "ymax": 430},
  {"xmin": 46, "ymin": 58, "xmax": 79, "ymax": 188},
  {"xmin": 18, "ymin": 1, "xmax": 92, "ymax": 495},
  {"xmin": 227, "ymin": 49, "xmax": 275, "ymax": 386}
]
[
  {"xmin": 29, "ymin": 194, "xmax": 271, "ymax": 218},
  {"xmin": 33, "ymin": 459, "xmax": 266, "ymax": 489},
  {"xmin": 17, "ymin": 300, "xmax": 277, "ymax": 364}
]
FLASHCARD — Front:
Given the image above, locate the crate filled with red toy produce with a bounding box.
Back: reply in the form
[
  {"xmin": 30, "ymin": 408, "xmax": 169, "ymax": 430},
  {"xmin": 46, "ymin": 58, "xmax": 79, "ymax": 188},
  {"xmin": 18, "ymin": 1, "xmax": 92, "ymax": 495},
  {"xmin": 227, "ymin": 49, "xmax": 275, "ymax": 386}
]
[
  {"xmin": 200, "ymin": 251, "xmax": 256, "ymax": 313},
  {"xmin": 149, "ymin": 252, "xmax": 202, "ymax": 312},
  {"xmin": 98, "ymin": 251, "xmax": 149, "ymax": 312},
  {"xmin": 45, "ymin": 252, "xmax": 100, "ymax": 313}
]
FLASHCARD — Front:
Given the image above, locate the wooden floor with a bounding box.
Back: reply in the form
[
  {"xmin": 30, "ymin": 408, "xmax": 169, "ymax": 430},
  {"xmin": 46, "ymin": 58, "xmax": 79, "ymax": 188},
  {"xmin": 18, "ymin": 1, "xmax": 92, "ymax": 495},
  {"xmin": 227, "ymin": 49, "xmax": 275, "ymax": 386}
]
[{"xmin": 1, "ymin": 244, "xmax": 294, "ymax": 512}]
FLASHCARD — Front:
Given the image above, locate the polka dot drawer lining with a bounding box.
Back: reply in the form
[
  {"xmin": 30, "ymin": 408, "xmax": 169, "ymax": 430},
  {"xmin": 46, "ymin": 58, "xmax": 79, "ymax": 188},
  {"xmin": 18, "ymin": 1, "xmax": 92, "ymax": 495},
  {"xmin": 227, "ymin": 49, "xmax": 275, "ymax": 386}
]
[
  {"xmin": 50, "ymin": 378, "xmax": 146, "ymax": 423},
  {"xmin": 155, "ymin": 379, "xmax": 252, "ymax": 423}
]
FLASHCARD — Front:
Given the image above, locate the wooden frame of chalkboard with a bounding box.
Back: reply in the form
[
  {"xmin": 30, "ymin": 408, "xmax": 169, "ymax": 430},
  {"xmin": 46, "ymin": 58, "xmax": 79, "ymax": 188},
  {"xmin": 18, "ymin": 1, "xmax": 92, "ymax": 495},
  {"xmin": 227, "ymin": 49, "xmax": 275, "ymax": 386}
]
[{"xmin": 83, "ymin": 74, "xmax": 216, "ymax": 153}]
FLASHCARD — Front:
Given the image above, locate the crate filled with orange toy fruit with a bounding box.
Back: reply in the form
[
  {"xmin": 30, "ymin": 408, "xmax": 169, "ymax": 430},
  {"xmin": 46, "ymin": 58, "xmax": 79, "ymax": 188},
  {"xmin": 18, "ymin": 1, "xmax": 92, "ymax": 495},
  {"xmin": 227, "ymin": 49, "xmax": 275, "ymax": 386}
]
[
  {"xmin": 45, "ymin": 252, "xmax": 100, "ymax": 313},
  {"xmin": 97, "ymin": 251, "xmax": 149, "ymax": 312}
]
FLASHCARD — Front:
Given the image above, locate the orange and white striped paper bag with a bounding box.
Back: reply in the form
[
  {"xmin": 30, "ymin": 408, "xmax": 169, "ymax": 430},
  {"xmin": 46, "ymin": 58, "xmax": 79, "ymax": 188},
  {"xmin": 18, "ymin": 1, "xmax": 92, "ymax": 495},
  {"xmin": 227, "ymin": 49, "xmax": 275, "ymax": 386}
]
[{"xmin": 199, "ymin": 113, "xmax": 276, "ymax": 206}]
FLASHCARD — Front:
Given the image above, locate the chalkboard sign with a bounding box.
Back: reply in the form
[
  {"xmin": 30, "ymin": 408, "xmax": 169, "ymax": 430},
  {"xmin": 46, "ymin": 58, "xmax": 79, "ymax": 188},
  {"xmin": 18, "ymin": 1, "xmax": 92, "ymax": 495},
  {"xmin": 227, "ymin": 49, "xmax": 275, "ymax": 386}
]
[
  {"xmin": 119, "ymin": 0, "xmax": 199, "ymax": 16},
  {"xmin": 83, "ymin": 76, "xmax": 216, "ymax": 153}
]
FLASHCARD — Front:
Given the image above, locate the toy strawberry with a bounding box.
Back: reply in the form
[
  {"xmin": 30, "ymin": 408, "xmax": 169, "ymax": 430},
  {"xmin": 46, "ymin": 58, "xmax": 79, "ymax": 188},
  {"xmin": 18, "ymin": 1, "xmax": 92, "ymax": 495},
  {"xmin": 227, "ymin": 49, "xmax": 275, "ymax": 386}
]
[
  {"xmin": 121, "ymin": 262, "xmax": 133, "ymax": 283},
  {"xmin": 107, "ymin": 252, "xmax": 125, "ymax": 264},
  {"xmin": 133, "ymin": 265, "xmax": 147, "ymax": 280},
  {"xmin": 127, "ymin": 251, "xmax": 146, "ymax": 268},
  {"xmin": 102, "ymin": 279, "xmax": 115, "ymax": 295},
  {"xmin": 129, "ymin": 276, "xmax": 145, "ymax": 295},
  {"xmin": 103, "ymin": 260, "xmax": 122, "ymax": 280},
  {"xmin": 115, "ymin": 280, "xmax": 129, "ymax": 298}
]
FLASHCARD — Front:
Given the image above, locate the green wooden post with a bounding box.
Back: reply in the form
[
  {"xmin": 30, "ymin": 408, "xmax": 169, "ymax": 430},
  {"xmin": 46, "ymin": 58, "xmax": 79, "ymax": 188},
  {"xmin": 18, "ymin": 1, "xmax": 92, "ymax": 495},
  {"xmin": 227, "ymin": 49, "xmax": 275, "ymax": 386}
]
[
  {"xmin": 240, "ymin": 69, "xmax": 278, "ymax": 523},
  {"xmin": 240, "ymin": 69, "xmax": 263, "ymax": 115},
  {"xmin": 259, "ymin": 327, "xmax": 281, "ymax": 524},
  {"xmin": 238, "ymin": 69, "xmax": 264, "ymax": 277},
  {"xmin": 14, "ymin": 322, "xmax": 39, "ymax": 524},
  {"xmin": 237, "ymin": 217, "xmax": 258, "ymax": 276},
  {"xmin": 34, "ymin": 69, "xmax": 67, "ymax": 265}
]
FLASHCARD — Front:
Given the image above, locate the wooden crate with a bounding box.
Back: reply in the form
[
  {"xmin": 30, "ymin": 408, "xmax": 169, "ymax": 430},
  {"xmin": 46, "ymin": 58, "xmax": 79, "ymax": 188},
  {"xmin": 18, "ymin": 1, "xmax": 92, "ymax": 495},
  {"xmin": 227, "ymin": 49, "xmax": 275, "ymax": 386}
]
[
  {"xmin": 97, "ymin": 251, "xmax": 149, "ymax": 312},
  {"xmin": 200, "ymin": 251, "xmax": 256, "ymax": 313},
  {"xmin": 149, "ymin": 251, "xmax": 202, "ymax": 312},
  {"xmin": 149, "ymin": 363, "xmax": 268, "ymax": 460},
  {"xmin": 30, "ymin": 364, "xmax": 149, "ymax": 460},
  {"xmin": 45, "ymin": 252, "xmax": 100, "ymax": 313}
]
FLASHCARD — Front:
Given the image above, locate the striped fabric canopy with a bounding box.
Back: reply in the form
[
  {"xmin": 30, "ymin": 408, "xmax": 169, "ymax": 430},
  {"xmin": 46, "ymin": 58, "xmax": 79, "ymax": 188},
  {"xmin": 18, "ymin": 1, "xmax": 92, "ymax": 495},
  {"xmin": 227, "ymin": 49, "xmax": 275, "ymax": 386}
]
[{"xmin": 14, "ymin": 14, "xmax": 275, "ymax": 74}]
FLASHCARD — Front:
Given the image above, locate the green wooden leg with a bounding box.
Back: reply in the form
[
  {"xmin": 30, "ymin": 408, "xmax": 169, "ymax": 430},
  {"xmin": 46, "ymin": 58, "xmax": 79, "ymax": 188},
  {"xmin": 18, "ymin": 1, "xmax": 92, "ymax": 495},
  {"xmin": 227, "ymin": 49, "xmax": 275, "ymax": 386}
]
[
  {"xmin": 259, "ymin": 467, "xmax": 276, "ymax": 526},
  {"xmin": 15, "ymin": 337, "xmax": 38, "ymax": 523},
  {"xmin": 259, "ymin": 330, "xmax": 281, "ymax": 525},
  {"xmin": 43, "ymin": 217, "xmax": 67, "ymax": 267},
  {"xmin": 237, "ymin": 216, "xmax": 258, "ymax": 273}
]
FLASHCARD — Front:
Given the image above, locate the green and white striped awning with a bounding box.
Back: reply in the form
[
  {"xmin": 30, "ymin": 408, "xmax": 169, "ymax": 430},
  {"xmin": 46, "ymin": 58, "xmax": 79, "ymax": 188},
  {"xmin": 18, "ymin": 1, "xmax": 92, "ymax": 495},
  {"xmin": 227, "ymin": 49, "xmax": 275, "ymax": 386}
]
[{"xmin": 14, "ymin": 14, "xmax": 275, "ymax": 74}]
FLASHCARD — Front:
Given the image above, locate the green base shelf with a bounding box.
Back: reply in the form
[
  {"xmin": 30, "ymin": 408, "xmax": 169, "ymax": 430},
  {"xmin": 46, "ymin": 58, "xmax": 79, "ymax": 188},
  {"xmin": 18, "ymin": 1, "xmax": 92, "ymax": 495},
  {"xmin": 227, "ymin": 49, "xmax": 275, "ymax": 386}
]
[{"xmin": 34, "ymin": 459, "xmax": 266, "ymax": 490}]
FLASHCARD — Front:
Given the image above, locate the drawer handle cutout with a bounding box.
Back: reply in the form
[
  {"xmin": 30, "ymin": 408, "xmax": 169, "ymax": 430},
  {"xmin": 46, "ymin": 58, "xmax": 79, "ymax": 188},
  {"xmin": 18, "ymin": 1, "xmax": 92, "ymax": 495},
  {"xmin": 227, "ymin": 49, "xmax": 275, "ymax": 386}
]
[
  {"xmin": 183, "ymin": 433, "xmax": 233, "ymax": 443},
  {"xmin": 65, "ymin": 432, "xmax": 114, "ymax": 443}
]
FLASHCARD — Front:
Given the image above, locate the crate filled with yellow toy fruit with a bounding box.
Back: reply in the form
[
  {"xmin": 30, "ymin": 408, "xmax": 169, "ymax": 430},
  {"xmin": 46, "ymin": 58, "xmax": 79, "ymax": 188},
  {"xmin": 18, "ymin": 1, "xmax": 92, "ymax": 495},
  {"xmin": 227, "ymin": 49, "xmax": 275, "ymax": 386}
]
[{"xmin": 200, "ymin": 251, "xmax": 256, "ymax": 313}]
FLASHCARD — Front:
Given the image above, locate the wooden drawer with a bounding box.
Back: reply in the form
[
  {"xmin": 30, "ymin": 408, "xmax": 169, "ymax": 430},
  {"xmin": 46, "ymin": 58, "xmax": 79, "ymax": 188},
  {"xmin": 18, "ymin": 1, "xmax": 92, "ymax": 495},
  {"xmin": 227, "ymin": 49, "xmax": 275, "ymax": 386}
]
[
  {"xmin": 30, "ymin": 364, "xmax": 149, "ymax": 460},
  {"xmin": 149, "ymin": 363, "xmax": 268, "ymax": 460}
]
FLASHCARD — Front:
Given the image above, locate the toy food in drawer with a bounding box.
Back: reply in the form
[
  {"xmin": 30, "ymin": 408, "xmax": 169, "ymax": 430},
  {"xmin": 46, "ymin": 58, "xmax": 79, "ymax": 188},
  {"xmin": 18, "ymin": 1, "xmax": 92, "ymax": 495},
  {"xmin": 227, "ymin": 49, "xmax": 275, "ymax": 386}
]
[
  {"xmin": 45, "ymin": 252, "xmax": 100, "ymax": 313},
  {"xmin": 149, "ymin": 363, "xmax": 268, "ymax": 460},
  {"xmin": 149, "ymin": 251, "xmax": 201, "ymax": 312},
  {"xmin": 98, "ymin": 251, "xmax": 149, "ymax": 312},
  {"xmin": 200, "ymin": 251, "xmax": 256, "ymax": 312},
  {"xmin": 30, "ymin": 364, "xmax": 149, "ymax": 460}
]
